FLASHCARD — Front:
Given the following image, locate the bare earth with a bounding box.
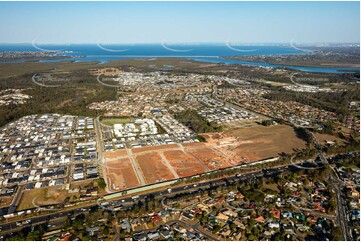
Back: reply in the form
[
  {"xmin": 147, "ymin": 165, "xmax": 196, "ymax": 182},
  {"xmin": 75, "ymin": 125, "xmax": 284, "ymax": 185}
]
[
  {"xmin": 103, "ymin": 124, "xmax": 306, "ymax": 192},
  {"xmin": 106, "ymin": 158, "xmax": 141, "ymax": 191},
  {"xmin": 187, "ymin": 147, "xmax": 233, "ymax": 170},
  {"xmin": 164, "ymin": 150, "xmax": 206, "ymax": 177},
  {"xmin": 136, "ymin": 152, "xmax": 175, "ymax": 183}
]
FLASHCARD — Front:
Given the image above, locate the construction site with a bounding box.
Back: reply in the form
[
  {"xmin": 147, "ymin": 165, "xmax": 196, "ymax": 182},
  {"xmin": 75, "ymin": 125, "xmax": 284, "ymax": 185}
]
[{"xmin": 103, "ymin": 124, "xmax": 307, "ymax": 192}]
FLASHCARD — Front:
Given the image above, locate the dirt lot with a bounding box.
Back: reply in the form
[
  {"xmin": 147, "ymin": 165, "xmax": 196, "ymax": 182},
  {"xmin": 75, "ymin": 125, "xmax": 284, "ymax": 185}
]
[
  {"xmin": 163, "ymin": 150, "xmax": 206, "ymax": 177},
  {"xmin": 183, "ymin": 142, "xmax": 206, "ymax": 148},
  {"xmin": 202, "ymin": 124, "xmax": 306, "ymax": 162},
  {"xmin": 187, "ymin": 147, "xmax": 233, "ymax": 170},
  {"xmin": 104, "ymin": 149, "xmax": 129, "ymax": 159},
  {"xmin": 132, "ymin": 144, "xmax": 178, "ymax": 154},
  {"xmin": 106, "ymin": 158, "xmax": 140, "ymax": 191},
  {"xmin": 136, "ymin": 152, "xmax": 175, "ymax": 184},
  {"xmin": 103, "ymin": 124, "xmax": 306, "ymax": 192}
]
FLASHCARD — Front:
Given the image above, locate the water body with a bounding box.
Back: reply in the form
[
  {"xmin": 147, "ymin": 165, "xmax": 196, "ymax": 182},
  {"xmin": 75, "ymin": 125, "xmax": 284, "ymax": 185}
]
[{"xmin": 0, "ymin": 44, "xmax": 359, "ymax": 73}]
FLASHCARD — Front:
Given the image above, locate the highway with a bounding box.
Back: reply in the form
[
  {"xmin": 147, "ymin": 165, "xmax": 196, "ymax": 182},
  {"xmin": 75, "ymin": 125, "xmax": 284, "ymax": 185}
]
[
  {"xmin": 0, "ymin": 165, "xmax": 289, "ymax": 235},
  {"xmin": 330, "ymin": 171, "xmax": 353, "ymax": 241},
  {"xmin": 311, "ymin": 132, "xmax": 353, "ymax": 241},
  {"xmin": 9, "ymin": 185, "xmax": 24, "ymax": 208},
  {"xmin": 1, "ymin": 153, "xmax": 351, "ymax": 239}
]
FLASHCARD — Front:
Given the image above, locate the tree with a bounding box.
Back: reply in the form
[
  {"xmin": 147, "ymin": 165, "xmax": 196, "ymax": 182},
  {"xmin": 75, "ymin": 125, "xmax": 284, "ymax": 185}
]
[
  {"xmin": 248, "ymin": 234, "xmax": 255, "ymax": 240},
  {"xmin": 98, "ymin": 178, "xmax": 106, "ymax": 189}
]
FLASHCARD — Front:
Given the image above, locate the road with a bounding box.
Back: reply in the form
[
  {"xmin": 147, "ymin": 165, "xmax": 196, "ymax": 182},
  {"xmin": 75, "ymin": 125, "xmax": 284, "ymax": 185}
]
[
  {"xmin": 289, "ymin": 201, "xmax": 336, "ymax": 220},
  {"xmin": 94, "ymin": 116, "xmax": 114, "ymax": 193},
  {"xmin": 159, "ymin": 152, "xmax": 179, "ymax": 178},
  {"xmin": 311, "ymin": 132, "xmax": 352, "ymax": 241},
  {"xmin": 290, "ymin": 73, "xmax": 303, "ymax": 86},
  {"xmin": 330, "ymin": 171, "xmax": 353, "ymax": 241},
  {"xmin": 1, "ymin": 156, "xmax": 348, "ymax": 238},
  {"xmin": 0, "ymin": 165, "xmax": 289, "ymax": 235},
  {"xmin": 132, "ymin": 218, "xmax": 221, "ymax": 241},
  {"xmin": 176, "ymin": 143, "xmax": 210, "ymax": 172},
  {"xmin": 6, "ymin": 185, "xmax": 24, "ymax": 215},
  {"xmin": 94, "ymin": 116, "xmax": 104, "ymax": 167},
  {"xmin": 165, "ymin": 220, "xmax": 221, "ymax": 241},
  {"xmin": 126, "ymin": 148, "xmax": 146, "ymax": 185}
]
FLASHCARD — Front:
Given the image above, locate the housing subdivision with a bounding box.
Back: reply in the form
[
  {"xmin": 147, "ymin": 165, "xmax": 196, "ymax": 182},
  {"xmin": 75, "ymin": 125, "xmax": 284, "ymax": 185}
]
[{"xmin": 0, "ymin": 114, "xmax": 100, "ymax": 215}]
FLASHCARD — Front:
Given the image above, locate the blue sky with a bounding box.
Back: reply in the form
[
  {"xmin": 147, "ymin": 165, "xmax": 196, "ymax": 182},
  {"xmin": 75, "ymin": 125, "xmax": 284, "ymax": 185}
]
[{"xmin": 0, "ymin": 1, "xmax": 359, "ymax": 44}]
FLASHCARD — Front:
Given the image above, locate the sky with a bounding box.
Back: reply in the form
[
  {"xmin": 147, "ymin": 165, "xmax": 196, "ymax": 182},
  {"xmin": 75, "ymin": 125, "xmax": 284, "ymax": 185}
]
[{"xmin": 0, "ymin": 1, "xmax": 359, "ymax": 44}]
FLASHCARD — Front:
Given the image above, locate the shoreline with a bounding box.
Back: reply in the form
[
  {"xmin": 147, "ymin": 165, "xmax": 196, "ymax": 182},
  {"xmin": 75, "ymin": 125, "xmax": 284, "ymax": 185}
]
[{"xmin": 223, "ymin": 55, "xmax": 360, "ymax": 69}]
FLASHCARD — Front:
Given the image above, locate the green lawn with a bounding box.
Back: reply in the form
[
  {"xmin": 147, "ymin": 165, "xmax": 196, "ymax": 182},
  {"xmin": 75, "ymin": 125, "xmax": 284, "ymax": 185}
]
[{"xmin": 101, "ymin": 117, "xmax": 134, "ymax": 126}]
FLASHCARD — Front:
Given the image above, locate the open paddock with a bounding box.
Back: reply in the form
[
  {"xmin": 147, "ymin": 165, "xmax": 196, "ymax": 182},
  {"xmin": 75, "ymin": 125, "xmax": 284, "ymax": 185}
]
[
  {"xmin": 17, "ymin": 186, "xmax": 68, "ymax": 211},
  {"xmin": 312, "ymin": 132, "xmax": 344, "ymax": 145},
  {"xmin": 202, "ymin": 124, "xmax": 307, "ymax": 162}
]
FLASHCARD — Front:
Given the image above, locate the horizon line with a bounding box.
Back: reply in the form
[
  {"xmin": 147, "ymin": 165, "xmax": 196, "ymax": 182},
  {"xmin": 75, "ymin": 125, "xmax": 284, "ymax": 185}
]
[{"xmin": 0, "ymin": 42, "xmax": 359, "ymax": 45}]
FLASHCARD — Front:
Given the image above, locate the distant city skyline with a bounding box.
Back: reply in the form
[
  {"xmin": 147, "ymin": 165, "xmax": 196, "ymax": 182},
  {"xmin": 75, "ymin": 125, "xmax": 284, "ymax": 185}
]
[{"xmin": 0, "ymin": 1, "xmax": 359, "ymax": 44}]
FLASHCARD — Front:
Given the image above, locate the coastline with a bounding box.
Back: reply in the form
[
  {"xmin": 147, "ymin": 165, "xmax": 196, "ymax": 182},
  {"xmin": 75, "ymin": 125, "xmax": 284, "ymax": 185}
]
[{"xmin": 223, "ymin": 55, "xmax": 360, "ymax": 69}]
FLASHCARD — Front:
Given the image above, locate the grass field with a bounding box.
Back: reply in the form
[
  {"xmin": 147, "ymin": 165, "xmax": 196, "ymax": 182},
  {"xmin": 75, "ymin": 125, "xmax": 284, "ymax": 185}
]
[
  {"xmin": 101, "ymin": 117, "xmax": 135, "ymax": 126},
  {"xmin": 17, "ymin": 186, "xmax": 69, "ymax": 211},
  {"xmin": 0, "ymin": 196, "xmax": 13, "ymax": 208},
  {"xmin": 313, "ymin": 132, "xmax": 344, "ymax": 145},
  {"xmin": 225, "ymin": 124, "xmax": 306, "ymax": 160}
]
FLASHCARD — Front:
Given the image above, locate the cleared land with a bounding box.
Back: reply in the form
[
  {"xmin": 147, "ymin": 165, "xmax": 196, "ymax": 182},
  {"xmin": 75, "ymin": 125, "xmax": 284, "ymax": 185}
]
[
  {"xmin": 104, "ymin": 149, "xmax": 129, "ymax": 159},
  {"xmin": 106, "ymin": 158, "xmax": 140, "ymax": 191},
  {"xmin": 103, "ymin": 124, "xmax": 306, "ymax": 192},
  {"xmin": 225, "ymin": 125, "xmax": 306, "ymax": 160},
  {"xmin": 163, "ymin": 150, "xmax": 206, "ymax": 177},
  {"xmin": 187, "ymin": 147, "xmax": 233, "ymax": 170},
  {"xmin": 183, "ymin": 142, "xmax": 206, "ymax": 148},
  {"xmin": 136, "ymin": 152, "xmax": 175, "ymax": 184},
  {"xmin": 205, "ymin": 124, "xmax": 307, "ymax": 161},
  {"xmin": 132, "ymin": 144, "xmax": 178, "ymax": 154}
]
